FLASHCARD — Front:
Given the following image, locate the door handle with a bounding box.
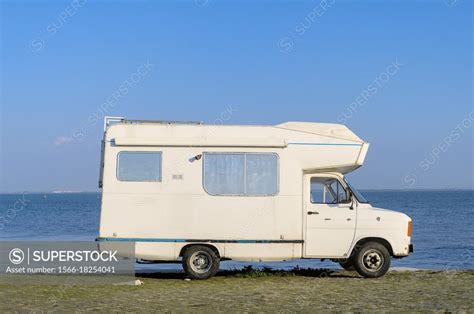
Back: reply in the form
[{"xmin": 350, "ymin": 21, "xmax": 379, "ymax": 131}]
[
  {"xmin": 324, "ymin": 218, "xmax": 332, "ymax": 221},
  {"xmin": 347, "ymin": 218, "xmax": 352, "ymax": 221},
  {"xmin": 307, "ymin": 211, "xmax": 319, "ymax": 215}
]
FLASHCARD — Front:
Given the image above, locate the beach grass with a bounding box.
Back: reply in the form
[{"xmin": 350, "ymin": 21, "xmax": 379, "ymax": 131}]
[{"xmin": 1, "ymin": 268, "xmax": 473, "ymax": 312}]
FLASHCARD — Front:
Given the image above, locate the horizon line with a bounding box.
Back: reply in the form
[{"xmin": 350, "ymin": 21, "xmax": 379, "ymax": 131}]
[{"xmin": 1, "ymin": 188, "xmax": 473, "ymax": 194}]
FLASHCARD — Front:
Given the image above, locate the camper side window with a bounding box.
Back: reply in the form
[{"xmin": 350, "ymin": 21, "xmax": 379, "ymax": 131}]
[
  {"xmin": 117, "ymin": 152, "xmax": 162, "ymax": 182},
  {"xmin": 203, "ymin": 153, "xmax": 278, "ymax": 196}
]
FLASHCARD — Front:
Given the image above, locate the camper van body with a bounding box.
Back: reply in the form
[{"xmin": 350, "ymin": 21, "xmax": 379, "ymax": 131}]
[{"xmin": 97, "ymin": 117, "xmax": 413, "ymax": 278}]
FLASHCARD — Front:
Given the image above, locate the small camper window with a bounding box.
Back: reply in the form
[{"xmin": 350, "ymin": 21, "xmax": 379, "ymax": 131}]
[
  {"xmin": 203, "ymin": 153, "xmax": 278, "ymax": 196},
  {"xmin": 117, "ymin": 152, "xmax": 162, "ymax": 182}
]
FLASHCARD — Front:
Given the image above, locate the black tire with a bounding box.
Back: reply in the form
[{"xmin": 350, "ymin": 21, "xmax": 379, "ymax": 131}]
[
  {"xmin": 338, "ymin": 258, "xmax": 356, "ymax": 271},
  {"xmin": 182, "ymin": 245, "xmax": 220, "ymax": 280},
  {"xmin": 353, "ymin": 242, "xmax": 391, "ymax": 278}
]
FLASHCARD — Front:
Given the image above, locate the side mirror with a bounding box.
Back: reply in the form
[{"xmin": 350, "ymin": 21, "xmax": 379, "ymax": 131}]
[{"xmin": 349, "ymin": 191, "xmax": 355, "ymax": 210}]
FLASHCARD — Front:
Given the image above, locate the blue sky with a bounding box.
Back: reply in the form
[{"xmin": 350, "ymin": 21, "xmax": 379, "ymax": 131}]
[{"xmin": 0, "ymin": 0, "xmax": 472, "ymax": 192}]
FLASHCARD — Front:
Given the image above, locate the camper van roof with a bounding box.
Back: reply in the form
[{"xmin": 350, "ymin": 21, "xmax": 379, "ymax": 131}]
[{"xmin": 104, "ymin": 117, "xmax": 364, "ymax": 143}]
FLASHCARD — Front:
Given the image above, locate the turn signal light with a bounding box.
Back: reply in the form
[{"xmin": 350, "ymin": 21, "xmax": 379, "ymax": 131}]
[{"xmin": 407, "ymin": 221, "xmax": 412, "ymax": 237}]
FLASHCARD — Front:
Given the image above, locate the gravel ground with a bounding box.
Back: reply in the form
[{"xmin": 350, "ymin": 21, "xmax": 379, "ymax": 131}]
[{"xmin": 0, "ymin": 270, "xmax": 473, "ymax": 312}]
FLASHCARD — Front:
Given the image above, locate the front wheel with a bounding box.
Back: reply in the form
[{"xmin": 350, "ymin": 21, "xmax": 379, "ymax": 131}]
[
  {"xmin": 353, "ymin": 242, "xmax": 391, "ymax": 278},
  {"xmin": 182, "ymin": 245, "xmax": 220, "ymax": 280}
]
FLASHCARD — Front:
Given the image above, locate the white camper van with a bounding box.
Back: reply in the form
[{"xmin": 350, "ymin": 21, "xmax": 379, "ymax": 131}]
[{"xmin": 97, "ymin": 117, "xmax": 413, "ymax": 279}]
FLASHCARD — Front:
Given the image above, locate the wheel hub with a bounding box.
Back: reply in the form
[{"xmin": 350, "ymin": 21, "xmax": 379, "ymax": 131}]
[
  {"xmin": 190, "ymin": 252, "xmax": 212, "ymax": 274},
  {"xmin": 362, "ymin": 249, "xmax": 384, "ymax": 272}
]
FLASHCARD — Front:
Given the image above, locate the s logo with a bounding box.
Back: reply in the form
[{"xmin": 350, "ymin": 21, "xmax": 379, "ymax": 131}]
[{"xmin": 9, "ymin": 248, "xmax": 25, "ymax": 265}]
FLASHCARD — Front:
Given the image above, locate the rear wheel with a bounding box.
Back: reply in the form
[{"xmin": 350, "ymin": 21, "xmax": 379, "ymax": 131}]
[
  {"xmin": 182, "ymin": 245, "xmax": 220, "ymax": 280},
  {"xmin": 353, "ymin": 242, "xmax": 391, "ymax": 278}
]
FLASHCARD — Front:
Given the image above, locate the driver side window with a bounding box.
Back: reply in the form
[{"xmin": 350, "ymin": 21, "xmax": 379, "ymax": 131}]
[{"xmin": 310, "ymin": 177, "xmax": 350, "ymax": 204}]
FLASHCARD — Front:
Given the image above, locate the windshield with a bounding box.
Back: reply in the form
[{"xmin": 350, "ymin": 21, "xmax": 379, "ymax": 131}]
[{"xmin": 345, "ymin": 180, "xmax": 369, "ymax": 203}]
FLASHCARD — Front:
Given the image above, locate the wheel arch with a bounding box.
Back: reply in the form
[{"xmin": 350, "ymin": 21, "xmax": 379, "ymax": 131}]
[
  {"xmin": 178, "ymin": 243, "xmax": 222, "ymax": 259},
  {"xmin": 350, "ymin": 237, "xmax": 394, "ymax": 257}
]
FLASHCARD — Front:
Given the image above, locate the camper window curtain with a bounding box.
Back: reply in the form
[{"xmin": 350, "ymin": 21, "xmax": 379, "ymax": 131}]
[
  {"xmin": 203, "ymin": 154, "xmax": 245, "ymax": 195},
  {"xmin": 203, "ymin": 153, "xmax": 278, "ymax": 196}
]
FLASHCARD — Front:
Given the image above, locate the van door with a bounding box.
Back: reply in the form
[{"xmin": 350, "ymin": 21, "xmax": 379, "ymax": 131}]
[{"xmin": 303, "ymin": 174, "xmax": 357, "ymax": 258}]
